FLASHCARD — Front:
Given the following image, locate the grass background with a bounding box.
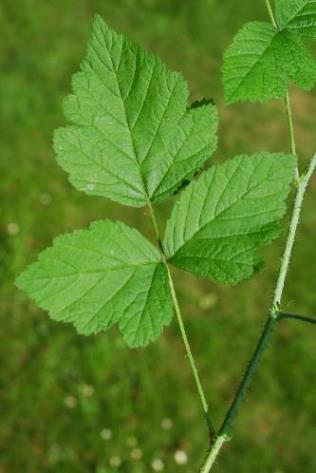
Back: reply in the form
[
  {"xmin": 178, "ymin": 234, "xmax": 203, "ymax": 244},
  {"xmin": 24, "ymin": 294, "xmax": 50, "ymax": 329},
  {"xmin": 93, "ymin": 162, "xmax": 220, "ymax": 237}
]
[{"xmin": 1, "ymin": 0, "xmax": 316, "ymax": 471}]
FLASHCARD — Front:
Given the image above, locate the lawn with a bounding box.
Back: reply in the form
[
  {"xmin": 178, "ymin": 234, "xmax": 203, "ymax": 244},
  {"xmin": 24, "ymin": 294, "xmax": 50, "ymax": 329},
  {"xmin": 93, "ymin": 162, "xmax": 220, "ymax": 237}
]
[{"xmin": 1, "ymin": 0, "xmax": 316, "ymax": 471}]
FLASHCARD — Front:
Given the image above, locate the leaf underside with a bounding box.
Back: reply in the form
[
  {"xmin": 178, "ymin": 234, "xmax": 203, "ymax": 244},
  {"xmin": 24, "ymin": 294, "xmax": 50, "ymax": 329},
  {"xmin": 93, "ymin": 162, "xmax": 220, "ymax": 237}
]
[
  {"xmin": 164, "ymin": 153, "xmax": 297, "ymax": 285},
  {"xmin": 54, "ymin": 15, "xmax": 218, "ymax": 207},
  {"xmin": 16, "ymin": 221, "xmax": 174, "ymax": 347},
  {"xmin": 223, "ymin": 0, "xmax": 316, "ymax": 103}
]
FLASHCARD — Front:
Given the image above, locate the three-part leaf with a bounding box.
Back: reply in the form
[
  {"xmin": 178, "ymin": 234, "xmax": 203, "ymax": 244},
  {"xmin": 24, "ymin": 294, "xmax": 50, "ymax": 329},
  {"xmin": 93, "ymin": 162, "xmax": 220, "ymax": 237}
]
[
  {"xmin": 16, "ymin": 221, "xmax": 174, "ymax": 347},
  {"xmin": 164, "ymin": 153, "xmax": 296, "ymax": 284},
  {"xmin": 223, "ymin": 1, "xmax": 316, "ymax": 103},
  {"xmin": 54, "ymin": 15, "xmax": 218, "ymax": 207},
  {"xmin": 17, "ymin": 15, "xmax": 298, "ymax": 348}
]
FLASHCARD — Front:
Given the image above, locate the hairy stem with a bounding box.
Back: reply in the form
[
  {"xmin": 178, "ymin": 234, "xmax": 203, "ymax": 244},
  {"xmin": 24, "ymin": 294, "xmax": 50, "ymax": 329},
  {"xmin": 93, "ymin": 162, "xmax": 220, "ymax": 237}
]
[
  {"xmin": 199, "ymin": 153, "xmax": 316, "ymax": 471},
  {"xmin": 272, "ymin": 153, "xmax": 316, "ymax": 310},
  {"xmin": 200, "ymin": 434, "xmax": 228, "ymax": 473},
  {"xmin": 217, "ymin": 316, "xmax": 277, "ymax": 433},
  {"xmin": 147, "ymin": 201, "xmax": 216, "ymax": 438}
]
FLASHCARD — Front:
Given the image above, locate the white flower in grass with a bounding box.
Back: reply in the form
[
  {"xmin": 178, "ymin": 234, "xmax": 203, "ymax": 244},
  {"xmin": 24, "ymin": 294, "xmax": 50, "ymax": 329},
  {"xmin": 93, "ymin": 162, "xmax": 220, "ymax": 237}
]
[
  {"xmin": 130, "ymin": 448, "xmax": 143, "ymax": 460},
  {"xmin": 82, "ymin": 384, "xmax": 94, "ymax": 397},
  {"xmin": 100, "ymin": 428, "xmax": 112, "ymax": 440},
  {"xmin": 151, "ymin": 458, "xmax": 164, "ymax": 471},
  {"xmin": 109, "ymin": 455, "xmax": 121, "ymax": 467},
  {"xmin": 7, "ymin": 222, "xmax": 20, "ymax": 235},
  {"xmin": 64, "ymin": 395, "xmax": 77, "ymax": 409},
  {"xmin": 161, "ymin": 418, "xmax": 173, "ymax": 430},
  {"xmin": 174, "ymin": 450, "xmax": 188, "ymax": 465}
]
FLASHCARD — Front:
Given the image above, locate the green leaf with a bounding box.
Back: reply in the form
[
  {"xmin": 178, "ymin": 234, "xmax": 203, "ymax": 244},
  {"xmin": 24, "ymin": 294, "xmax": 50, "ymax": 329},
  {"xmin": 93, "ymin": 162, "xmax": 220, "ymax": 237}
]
[
  {"xmin": 164, "ymin": 152, "xmax": 296, "ymax": 285},
  {"xmin": 54, "ymin": 15, "xmax": 218, "ymax": 207},
  {"xmin": 16, "ymin": 221, "xmax": 173, "ymax": 347},
  {"xmin": 223, "ymin": 22, "xmax": 316, "ymax": 103},
  {"xmin": 284, "ymin": 31, "xmax": 316, "ymax": 88},
  {"xmin": 276, "ymin": 0, "xmax": 316, "ymax": 38}
]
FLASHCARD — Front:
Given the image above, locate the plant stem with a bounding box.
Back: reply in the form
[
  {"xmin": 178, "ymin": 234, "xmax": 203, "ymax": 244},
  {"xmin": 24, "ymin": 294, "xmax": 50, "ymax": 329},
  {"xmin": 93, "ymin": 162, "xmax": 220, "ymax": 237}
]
[
  {"xmin": 200, "ymin": 314, "xmax": 279, "ymax": 472},
  {"xmin": 285, "ymin": 92, "xmax": 297, "ymax": 156},
  {"xmin": 272, "ymin": 153, "xmax": 316, "ymax": 310},
  {"xmin": 280, "ymin": 312, "xmax": 316, "ymax": 326},
  {"xmin": 165, "ymin": 264, "xmax": 216, "ymax": 438},
  {"xmin": 200, "ymin": 434, "xmax": 228, "ymax": 473},
  {"xmin": 199, "ymin": 3, "xmax": 315, "ymax": 470},
  {"xmin": 285, "ymin": 92, "xmax": 300, "ymax": 182},
  {"xmin": 199, "ymin": 152, "xmax": 316, "ymax": 472},
  {"xmin": 265, "ymin": 0, "xmax": 277, "ymax": 28},
  {"xmin": 147, "ymin": 201, "xmax": 216, "ymax": 438},
  {"xmin": 147, "ymin": 201, "xmax": 162, "ymax": 248},
  {"xmin": 217, "ymin": 316, "xmax": 277, "ymax": 431}
]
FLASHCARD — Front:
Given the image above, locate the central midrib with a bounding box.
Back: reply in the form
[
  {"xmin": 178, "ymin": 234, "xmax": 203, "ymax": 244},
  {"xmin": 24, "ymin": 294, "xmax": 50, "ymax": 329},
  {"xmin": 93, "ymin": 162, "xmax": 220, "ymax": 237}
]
[{"xmin": 103, "ymin": 36, "xmax": 151, "ymax": 203}]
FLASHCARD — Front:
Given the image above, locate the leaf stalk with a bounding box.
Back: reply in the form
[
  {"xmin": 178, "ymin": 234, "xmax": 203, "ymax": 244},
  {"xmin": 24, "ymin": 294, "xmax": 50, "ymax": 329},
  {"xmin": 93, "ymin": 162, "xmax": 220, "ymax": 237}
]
[
  {"xmin": 147, "ymin": 200, "xmax": 216, "ymax": 438},
  {"xmin": 265, "ymin": 0, "xmax": 277, "ymax": 28},
  {"xmin": 285, "ymin": 92, "xmax": 300, "ymax": 182}
]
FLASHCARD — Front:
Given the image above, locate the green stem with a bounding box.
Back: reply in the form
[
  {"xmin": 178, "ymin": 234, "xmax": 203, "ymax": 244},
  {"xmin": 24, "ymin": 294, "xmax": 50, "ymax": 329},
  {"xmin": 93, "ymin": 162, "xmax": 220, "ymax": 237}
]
[
  {"xmin": 285, "ymin": 92, "xmax": 300, "ymax": 182},
  {"xmin": 147, "ymin": 201, "xmax": 216, "ymax": 438},
  {"xmin": 280, "ymin": 312, "xmax": 316, "ymax": 326},
  {"xmin": 272, "ymin": 153, "xmax": 316, "ymax": 310},
  {"xmin": 147, "ymin": 201, "xmax": 162, "ymax": 248},
  {"xmin": 200, "ymin": 434, "xmax": 228, "ymax": 473},
  {"xmin": 199, "ymin": 2, "xmax": 315, "ymax": 470},
  {"xmin": 285, "ymin": 92, "xmax": 297, "ymax": 156},
  {"xmin": 265, "ymin": 0, "xmax": 277, "ymax": 28},
  {"xmin": 199, "ymin": 152, "xmax": 316, "ymax": 472},
  {"xmin": 165, "ymin": 264, "xmax": 216, "ymax": 438}
]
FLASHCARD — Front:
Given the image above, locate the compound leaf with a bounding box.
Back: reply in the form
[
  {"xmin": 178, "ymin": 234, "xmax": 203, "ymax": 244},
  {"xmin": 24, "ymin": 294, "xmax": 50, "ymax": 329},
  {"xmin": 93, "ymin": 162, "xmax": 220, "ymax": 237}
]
[
  {"xmin": 54, "ymin": 14, "xmax": 218, "ymax": 207},
  {"xmin": 223, "ymin": 22, "xmax": 316, "ymax": 103},
  {"xmin": 164, "ymin": 153, "xmax": 296, "ymax": 285},
  {"xmin": 16, "ymin": 221, "xmax": 174, "ymax": 348},
  {"xmin": 276, "ymin": 0, "xmax": 316, "ymax": 38}
]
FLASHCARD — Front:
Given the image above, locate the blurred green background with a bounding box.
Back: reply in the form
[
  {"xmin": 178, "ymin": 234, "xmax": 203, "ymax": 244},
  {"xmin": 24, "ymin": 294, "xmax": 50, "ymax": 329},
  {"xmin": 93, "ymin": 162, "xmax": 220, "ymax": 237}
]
[{"xmin": 1, "ymin": 0, "xmax": 316, "ymax": 472}]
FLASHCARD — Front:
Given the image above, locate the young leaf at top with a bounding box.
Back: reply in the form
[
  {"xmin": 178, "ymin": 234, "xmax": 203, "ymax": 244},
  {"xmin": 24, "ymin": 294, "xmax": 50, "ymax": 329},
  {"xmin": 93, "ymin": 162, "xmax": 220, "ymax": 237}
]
[
  {"xmin": 16, "ymin": 221, "xmax": 174, "ymax": 348},
  {"xmin": 223, "ymin": 22, "xmax": 316, "ymax": 103},
  {"xmin": 275, "ymin": 0, "xmax": 316, "ymax": 38},
  {"xmin": 223, "ymin": 0, "xmax": 316, "ymax": 104},
  {"xmin": 164, "ymin": 153, "xmax": 296, "ymax": 285},
  {"xmin": 54, "ymin": 15, "xmax": 218, "ymax": 207}
]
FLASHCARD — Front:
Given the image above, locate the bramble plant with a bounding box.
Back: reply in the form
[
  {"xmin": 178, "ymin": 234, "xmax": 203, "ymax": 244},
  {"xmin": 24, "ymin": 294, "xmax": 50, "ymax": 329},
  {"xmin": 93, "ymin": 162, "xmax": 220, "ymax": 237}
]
[{"xmin": 16, "ymin": 1, "xmax": 316, "ymax": 471}]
